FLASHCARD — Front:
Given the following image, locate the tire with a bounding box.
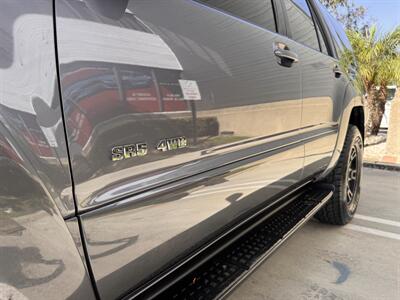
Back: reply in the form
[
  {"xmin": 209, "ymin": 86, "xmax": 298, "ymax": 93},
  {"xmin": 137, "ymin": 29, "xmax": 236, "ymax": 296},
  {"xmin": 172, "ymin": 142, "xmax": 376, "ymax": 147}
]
[{"xmin": 316, "ymin": 125, "xmax": 363, "ymax": 225}]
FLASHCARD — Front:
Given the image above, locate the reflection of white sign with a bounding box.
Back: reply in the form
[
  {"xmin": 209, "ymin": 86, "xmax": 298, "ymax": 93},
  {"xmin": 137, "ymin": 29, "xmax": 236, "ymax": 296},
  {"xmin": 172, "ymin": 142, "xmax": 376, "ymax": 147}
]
[
  {"xmin": 179, "ymin": 80, "xmax": 201, "ymax": 100},
  {"xmin": 41, "ymin": 127, "xmax": 58, "ymax": 147}
]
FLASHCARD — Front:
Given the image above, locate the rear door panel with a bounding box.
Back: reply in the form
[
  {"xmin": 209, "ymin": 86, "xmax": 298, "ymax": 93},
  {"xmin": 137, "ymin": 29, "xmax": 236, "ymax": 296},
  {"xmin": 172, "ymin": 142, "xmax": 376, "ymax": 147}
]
[
  {"xmin": 281, "ymin": 0, "xmax": 343, "ymax": 177},
  {"xmin": 55, "ymin": 0, "xmax": 304, "ymax": 297},
  {"xmin": 294, "ymin": 45, "xmax": 342, "ymax": 176}
]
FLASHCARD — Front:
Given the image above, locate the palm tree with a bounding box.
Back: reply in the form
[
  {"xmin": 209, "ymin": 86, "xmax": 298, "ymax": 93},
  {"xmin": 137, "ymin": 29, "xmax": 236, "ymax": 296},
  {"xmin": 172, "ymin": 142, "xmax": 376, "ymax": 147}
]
[{"xmin": 345, "ymin": 26, "xmax": 400, "ymax": 135}]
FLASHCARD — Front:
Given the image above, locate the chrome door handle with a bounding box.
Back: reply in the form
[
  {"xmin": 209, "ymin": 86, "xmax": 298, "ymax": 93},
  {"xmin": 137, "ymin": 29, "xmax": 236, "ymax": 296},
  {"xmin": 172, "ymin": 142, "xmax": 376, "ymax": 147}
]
[
  {"xmin": 274, "ymin": 49, "xmax": 299, "ymax": 63},
  {"xmin": 333, "ymin": 65, "xmax": 343, "ymax": 78}
]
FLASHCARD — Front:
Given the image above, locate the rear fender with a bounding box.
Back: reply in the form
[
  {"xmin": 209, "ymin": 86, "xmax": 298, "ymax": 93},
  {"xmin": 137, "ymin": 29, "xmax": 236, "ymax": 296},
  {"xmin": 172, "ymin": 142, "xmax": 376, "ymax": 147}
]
[{"xmin": 316, "ymin": 83, "xmax": 365, "ymax": 181}]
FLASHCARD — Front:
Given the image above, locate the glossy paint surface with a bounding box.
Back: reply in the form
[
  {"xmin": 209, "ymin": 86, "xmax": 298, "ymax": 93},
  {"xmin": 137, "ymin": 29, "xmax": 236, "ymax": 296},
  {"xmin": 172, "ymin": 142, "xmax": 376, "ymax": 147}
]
[
  {"xmin": 83, "ymin": 138, "xmax": 305, "ymax": 299},
  {"xmin": 0, "ymin": 156, "xmax": 95, "ymax": 299},
  {"xmin": 55, "ymin": 0, "xmax": 303, "ymax": 211},
  {"xmin": 0, "ymin": 2, "xmax": 94, "ymax": 298},
  {"xmin": 53, "ymin": 0, "xmax": 309, "ymax": 297},
  {"xmin": 0, "ymin": 1, "xmax": 75, "ymax": 217},
  {"xmin": 280, "ymin": 0, "xmax": 343, "ymax": 177},
  {"xmin": 52, "ymin": 0, "xmax": 359, "ymax": 297},
  {"xmin": 0, "ymin": 0, "xmax": 363, "ymax": 299}
]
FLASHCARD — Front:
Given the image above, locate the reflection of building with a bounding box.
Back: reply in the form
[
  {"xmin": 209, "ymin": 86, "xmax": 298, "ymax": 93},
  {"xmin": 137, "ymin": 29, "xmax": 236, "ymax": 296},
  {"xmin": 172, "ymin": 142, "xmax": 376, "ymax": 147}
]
[
  {"xmin": 57, "ymin": 3, "xmax": 197, "ymax": 164},
  {"xmin": 62, "ymin": 64, "xmax": 188, "ymax": 150}
]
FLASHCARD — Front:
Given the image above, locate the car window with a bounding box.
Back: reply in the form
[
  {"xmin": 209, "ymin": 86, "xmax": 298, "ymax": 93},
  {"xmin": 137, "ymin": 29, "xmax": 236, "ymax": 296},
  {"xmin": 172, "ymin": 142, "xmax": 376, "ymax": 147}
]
[
  {"xmin": 197, "ymin": 0, "xmax": 276, "ymax": 32},
  {"xmin": 314, "ymin": 0, "xmax": 352, "ymax": 57},
  {"xmin": 326, "ymin": 13, "xmax": 352, "ymax": 53},
  {"xmin": 284, "ymin": 0, "xmax": 320, "ymax": 51}
]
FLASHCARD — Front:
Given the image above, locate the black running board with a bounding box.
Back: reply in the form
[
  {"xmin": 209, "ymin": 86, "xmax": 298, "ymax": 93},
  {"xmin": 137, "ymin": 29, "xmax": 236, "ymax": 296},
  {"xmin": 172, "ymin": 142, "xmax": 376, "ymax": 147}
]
[{"xmin": 146, "ymin": 185, "xmax": 333, "ymax": 300}]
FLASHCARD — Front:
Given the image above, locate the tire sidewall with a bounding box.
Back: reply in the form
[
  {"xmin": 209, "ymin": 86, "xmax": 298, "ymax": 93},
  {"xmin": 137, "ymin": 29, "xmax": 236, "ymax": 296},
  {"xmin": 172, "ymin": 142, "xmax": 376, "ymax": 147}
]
[{"xmin": 339, "ymin": 126, "xmax": 363, "ymax": 222}]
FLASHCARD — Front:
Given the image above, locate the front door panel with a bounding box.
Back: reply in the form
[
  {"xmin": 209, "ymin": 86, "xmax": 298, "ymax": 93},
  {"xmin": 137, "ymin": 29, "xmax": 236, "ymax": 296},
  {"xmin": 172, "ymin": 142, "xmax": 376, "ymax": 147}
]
[
  {"xmin": 55, "ymin": 0, "xmax": 304, "ymax": 297},
  {"xmin": 55, "ymin": 0, "xmax": 303, "ymax": 210},
  {"xmin": 83, "ymin": 141, "xmax": 304, "ymax": 299}
]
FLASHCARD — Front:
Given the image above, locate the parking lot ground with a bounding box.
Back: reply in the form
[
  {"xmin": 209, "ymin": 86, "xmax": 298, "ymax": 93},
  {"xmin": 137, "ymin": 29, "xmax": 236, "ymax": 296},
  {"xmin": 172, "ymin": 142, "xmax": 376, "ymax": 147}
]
[{"xmin": 228, "ymin": 167, "xmax": 400, "ymax": 300}]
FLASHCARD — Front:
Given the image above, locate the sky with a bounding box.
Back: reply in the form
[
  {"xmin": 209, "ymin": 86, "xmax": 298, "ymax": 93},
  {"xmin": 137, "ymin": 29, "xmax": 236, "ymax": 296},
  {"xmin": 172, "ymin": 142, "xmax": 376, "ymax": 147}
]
[{"xmin": 354, "ymin": 0, "xmax": 400, "ymax": 34}]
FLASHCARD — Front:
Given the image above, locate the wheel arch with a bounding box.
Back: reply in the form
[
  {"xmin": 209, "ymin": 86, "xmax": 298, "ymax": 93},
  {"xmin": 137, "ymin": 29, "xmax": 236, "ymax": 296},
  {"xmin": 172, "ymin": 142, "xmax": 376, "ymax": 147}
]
[{"xmin": 349, "ymin": 106, "xmax": 365, "ymax": 143}]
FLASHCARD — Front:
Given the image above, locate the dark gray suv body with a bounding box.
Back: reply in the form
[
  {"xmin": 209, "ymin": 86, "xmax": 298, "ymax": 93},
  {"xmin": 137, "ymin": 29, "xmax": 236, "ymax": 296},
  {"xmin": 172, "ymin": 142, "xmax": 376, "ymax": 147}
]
[{"xmin": 0, "ymin": 0, "xmax": 364, "ymax": 299}]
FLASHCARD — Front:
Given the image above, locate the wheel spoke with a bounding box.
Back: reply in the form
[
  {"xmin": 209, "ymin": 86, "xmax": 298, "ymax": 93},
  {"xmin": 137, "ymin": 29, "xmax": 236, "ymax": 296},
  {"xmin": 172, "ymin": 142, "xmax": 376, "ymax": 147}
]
[
  {"xmin": 347, "ymin": 186, "xmax": 353, "ymax": 201},
  {"xmin": 350, "ymin": 148, "xmax": 357, "ymax": 162},
  {"xmin": 350, "ymin": 170, "xmax": 357, "ymax": 180}
]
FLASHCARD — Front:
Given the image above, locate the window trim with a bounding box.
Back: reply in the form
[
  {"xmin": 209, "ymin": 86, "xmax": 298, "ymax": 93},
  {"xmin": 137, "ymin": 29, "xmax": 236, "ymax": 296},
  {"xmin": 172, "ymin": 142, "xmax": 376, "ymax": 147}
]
[
  {"xmin": 281, "ymin": 0, "xmax": 322, "ymax": 52},
  {"xmin": 307, "ymin": 0, "xmax": 339, "ymax": 59},
  {"xmin": 279, "ymin": 0, "xmax": 338, "ymax": 59},
  {"xmin": 271, "ymin": 0, "xmax": 289, "ymax": 36},
  {"xmin": 272, "ymin": 0, "xmax": 292, "ymax": 38},
  {"xmin": 308, "ymin": 3, "xmax": 325, "ymax": 53},
  {"xmin": 191, "ymin": 0, "xmax": 278, "ymax": 34}
]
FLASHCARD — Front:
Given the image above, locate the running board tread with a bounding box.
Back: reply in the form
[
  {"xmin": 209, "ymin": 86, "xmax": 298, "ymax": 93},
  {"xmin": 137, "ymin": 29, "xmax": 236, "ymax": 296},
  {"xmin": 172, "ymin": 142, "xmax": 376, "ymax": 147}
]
[{"xmin": 154, "ymin": 187, "xmax": 333, "ymax": 300}]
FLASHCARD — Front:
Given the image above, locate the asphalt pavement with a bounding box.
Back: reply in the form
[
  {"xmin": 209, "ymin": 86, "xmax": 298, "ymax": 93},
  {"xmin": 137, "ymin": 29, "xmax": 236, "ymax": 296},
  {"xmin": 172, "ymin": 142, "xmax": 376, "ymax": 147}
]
[{"xmin": 228, "ymin": 167, "xmax": 400, "ymax": 300}]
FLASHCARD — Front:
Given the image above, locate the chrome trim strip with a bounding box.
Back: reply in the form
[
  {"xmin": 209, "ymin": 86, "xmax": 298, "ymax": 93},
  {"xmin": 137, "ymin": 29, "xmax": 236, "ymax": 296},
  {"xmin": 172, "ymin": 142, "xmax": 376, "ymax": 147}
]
[{"xmin": 81, "ymin": 125, "xmax": 337, "ymax": 212}]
